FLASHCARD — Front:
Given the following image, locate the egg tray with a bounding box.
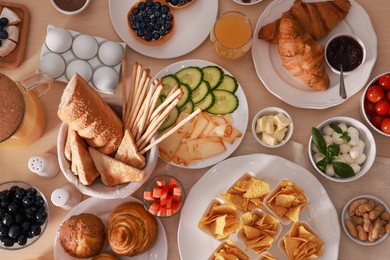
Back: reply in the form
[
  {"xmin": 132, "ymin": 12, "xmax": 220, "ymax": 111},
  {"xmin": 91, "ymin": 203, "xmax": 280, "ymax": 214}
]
[{"xmin": 39, "ymin": 25, "xmax": 126, "ymax": 94}]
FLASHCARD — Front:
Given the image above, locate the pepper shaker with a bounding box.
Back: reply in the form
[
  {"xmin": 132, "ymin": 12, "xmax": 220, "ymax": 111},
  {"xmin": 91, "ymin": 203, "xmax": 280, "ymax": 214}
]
[
  {"xmin": 28, "ymin": 152, "xmax": 59, "ymax": 179},
  {"xmin": 51, "ymin": 184, "xmax": 82, "ymax": 210}
]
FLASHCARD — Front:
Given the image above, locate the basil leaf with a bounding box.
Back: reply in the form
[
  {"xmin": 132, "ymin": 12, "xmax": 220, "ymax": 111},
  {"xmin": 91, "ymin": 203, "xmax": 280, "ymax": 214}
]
[
  {"xmin": 333, "ymin": 162, "xmax": 355, "ymax": 178},
  {"xmin": 330, "ymin": 123, "xmax": 342, "ymax": 134},
  {"xmin": 341, "ymin": 132, "xmax": 351, "ymax": 143},
  {"xmin": 316, "ymin": 157, "xmax": 330, "ymax": 172},
  {"xmin": 327, "ymin": 144, "xmax": 340, "ymax": 159},
  {"xmin": 311, "ymin": 127, "xmax": 327, "ymax": 155}
]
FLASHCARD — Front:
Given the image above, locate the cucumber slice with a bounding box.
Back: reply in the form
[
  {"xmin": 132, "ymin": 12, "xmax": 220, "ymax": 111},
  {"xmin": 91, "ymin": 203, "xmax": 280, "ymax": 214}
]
[
  {"xmin": 191, "ymin": 80, "xmax": 210, "ymax": 104},
  {"xmin": 161, "ymin": 74, "xmax": 179, "ymax": 96},
  {"xmin": 177, "ymin": 83, "xmax": 191, "ymax": 107},
  {"xmin": 180, "ymin": 100, "xmax": 194, "ymax": 114},
  {"xmin": 175, "ymin": 66, "xmax": 203, "ymax": 91},
  {"xmin": 207, "ymin": 89, "xmax": 239, "ymax": 115},
  {"xmin": 202, "ymin": 66, "xmax": 223, "ymax": 90},
  {"xmin": 158, "ymin": 106, "xmax": 179, "ymax": 131},
  {"xmin": 216, "ymin": 74, "xmax": 238, "ymax": 93},
  {"xmin": 194, "ymin": 92, "xmax": 215, "ymax": 111}
]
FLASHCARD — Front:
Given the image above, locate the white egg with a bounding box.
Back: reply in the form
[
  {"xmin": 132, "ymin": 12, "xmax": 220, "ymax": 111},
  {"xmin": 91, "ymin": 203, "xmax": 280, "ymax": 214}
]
[
  {"xmin": 45, "ymin": 28, "xmax": 72, "ymax": 53},
  {"xmin": 72, "ymin": 34, "xmax": 98, "ymax": 60},
  {"xmin": 39, "ymin": 53, "xmax": 66, "ymax": 78},
  {"xmin": 66, "ymin": 60, "xmax": 93, "ymax": 81},
  {"xmin": 93, "ymin": 67, "xmax": 119, "ymax": 92},
  {"xmin": 98, "ymin": 41, "xmax": 123, "ymax": 66}
]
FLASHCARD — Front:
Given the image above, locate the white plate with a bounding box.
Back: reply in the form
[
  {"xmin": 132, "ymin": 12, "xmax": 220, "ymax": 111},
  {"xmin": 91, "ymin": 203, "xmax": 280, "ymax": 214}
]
[
  {"xmin": 54, "ymin": 196, "xmax": 168, "ymax": 260},
  {"xmin": 108, "ymin": 0, "xmax": 218, "ymax": 59},
  {"xmin": 178, "ymin": 154, "xmax": 340, "ymax": 259},
  {"xmin": 232, "ymin": 0, "xmax": 263, "ymax": 5},
  {"xmin": 151, "ymin": 59, "xmax": 249, "ymax": 169},
  {"xmin": 252, "ymin": 0, "xmax": 377, "ymax": 109}
]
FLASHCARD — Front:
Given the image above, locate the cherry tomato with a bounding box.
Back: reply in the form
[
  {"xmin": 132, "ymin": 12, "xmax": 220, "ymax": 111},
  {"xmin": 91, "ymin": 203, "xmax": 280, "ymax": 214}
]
[
  {"xmin": 364, "ymin": 100, "xmax": 376, "ymax": 115},
  {"xmin": 378, "ymin": 74, "xmax": 390, "ymax": 91},
  {"xmin": 387, "ymin": 90, "xmax": 390, "ymax": 102},
  {"xmin": 374, "ymin": 100, "xmax": 390, "ymax": 116},
  {"xmin": 370, "ymin": 114, "xmax": 385, "ymax": 129},
  {"xmin": 381, "ymin": 118, "xmax": 390, "ymax": 134},
  {"xmin": 366, "ymin": 85, "xmax": 384, "ymax": 103}
]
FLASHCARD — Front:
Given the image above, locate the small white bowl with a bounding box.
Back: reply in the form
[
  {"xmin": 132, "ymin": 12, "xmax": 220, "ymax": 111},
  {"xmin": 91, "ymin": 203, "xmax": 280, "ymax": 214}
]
[
  {"xmin": 360, "ymin": 71, "xmax": 390, "ymax": 138},
  {"xmin": 232, "ymin": 0, "xmax": 263, "ymax": 5},
  {"xmin": 251, "ymin": 107, "xmax": 293, "ymax": 148},
  {"xmin": 341, "ymin": 195, "xmax": 389, "ymax": 246},
  {"xmin": 325, "ymin": 33, "xmax": 366, "ymax": 75},
  {"xmin": 50, "ymin": 0, "xmax": 91, "ymax": 15},
  {"xmin": 308, "ymin": 116, "xmax": 376, "ymax": 182}
]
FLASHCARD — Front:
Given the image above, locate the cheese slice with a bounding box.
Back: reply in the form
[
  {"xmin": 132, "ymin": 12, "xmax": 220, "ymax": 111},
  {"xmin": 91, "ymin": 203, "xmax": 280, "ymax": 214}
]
[{"xmin": 0, "ymin": 7, "xmax": 21, "ymax": 25}]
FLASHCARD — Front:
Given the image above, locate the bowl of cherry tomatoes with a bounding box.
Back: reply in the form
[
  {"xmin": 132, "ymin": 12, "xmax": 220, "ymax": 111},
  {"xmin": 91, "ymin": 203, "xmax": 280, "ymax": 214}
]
[{"xmin": 361, "ymin": 72, "xmax": 390, "ymax": 137}]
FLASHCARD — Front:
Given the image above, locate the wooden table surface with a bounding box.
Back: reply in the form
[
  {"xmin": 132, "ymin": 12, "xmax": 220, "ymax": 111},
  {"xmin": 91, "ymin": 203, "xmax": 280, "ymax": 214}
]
[{"xmin": 1, "ymin": 0, "xmax": 389, "ymax": 259}]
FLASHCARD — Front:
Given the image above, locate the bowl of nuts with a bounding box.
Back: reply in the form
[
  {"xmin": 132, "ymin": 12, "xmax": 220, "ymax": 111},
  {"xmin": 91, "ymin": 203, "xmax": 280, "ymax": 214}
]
[{"xmin": 341, "ymin": 195, "xmax": 389, "ymax": 245}]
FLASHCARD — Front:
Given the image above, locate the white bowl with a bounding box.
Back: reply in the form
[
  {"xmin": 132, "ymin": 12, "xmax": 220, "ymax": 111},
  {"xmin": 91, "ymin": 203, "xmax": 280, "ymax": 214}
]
[
  {"xmin": 57, "ymin": 96, "xmax": 158, "ymax": 199},
  {"xmin": 308, "ymin": 116, "xmax": 376, "ymax": 182},
  {"xmin": 232, "ymin": 0, "xmax": 263, "ymax": 5},
  {"xmin": 341, "ymin": 195, "xmax": 389, "ymax": 246},
  {"xmin": 360, "ymin": 71, "xmax": 390, "ymax": 137},
  {"xmin": 50, "ymin": 0, "xmax": 91, "ymax": 15},
  {"xmin": 251, "ymin": 107, "xmax": 293, "ymax": 148},
  {"xmin": 324, "ymin": 33, "xmax": 366, "ymax": 75}
]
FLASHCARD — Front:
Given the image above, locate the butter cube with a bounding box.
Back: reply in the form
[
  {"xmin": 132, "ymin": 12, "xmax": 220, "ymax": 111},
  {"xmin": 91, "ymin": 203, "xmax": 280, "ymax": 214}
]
[
  {"xmin": 274, "ymin": 127, "xmax": 288, "ymax": 142},
  {"xmin": 274, "ymin": 113, "xmax": 291, "ymax": 131},
  {"xmin": 262, "ymin": 133, "xmax": 277, "ymax": 146},
  {"xmin": 265, "ymin": 117, "xmax": 275, "ymax": 135},
  {"xmin": 255, "ymin": 116, "xmax": 267, "ymax": 133}
]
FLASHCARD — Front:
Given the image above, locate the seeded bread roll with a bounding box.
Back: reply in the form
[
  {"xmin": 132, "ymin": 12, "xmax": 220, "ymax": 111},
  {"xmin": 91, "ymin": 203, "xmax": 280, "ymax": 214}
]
[{"xmin": 58, "ymin": 73, "xmax": 123, "ymax": 155}]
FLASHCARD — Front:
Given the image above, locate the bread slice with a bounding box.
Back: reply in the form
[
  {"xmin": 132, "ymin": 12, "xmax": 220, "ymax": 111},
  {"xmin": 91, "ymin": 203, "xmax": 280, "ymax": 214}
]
[
  {"xmin": 114, "ymin": 129, "xmax": 146, "ymax": 169},
  {"xmin": 89, "ymin": 147, "xmax": 144, "ymax": 187},
  {"xmin": 58, "ymin": 74, "xmax": 123, "ymax": 155},
  {"xmin": 64, "ymin": 126, "xmax": 72, "ymax": 162},
  {"xmin": 68, "ymin": 128, "xmax": 99, "ymax": 185}
]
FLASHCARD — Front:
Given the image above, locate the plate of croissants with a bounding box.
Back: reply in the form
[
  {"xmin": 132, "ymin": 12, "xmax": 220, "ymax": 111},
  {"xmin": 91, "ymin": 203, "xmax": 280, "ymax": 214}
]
[
  {"xmin": 54, "ymin": 197, "xmax": 167, "ymax": 259},
  {"xmin": 252, "ymin": 0, "xmax": 377, "ymax": 109}
]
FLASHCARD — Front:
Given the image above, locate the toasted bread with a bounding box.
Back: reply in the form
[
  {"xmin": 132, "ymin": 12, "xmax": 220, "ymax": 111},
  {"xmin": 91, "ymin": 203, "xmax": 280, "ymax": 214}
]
[
  {"xmin": 89, "ymin": 147, "xmax": 144, "ymax": 187},
  {"xmin": 64, "ymin": 126, "xmax": 72, "ymax": 162},
  {"xmin": 114, "ymin": 129, "xmax": 146, "ymax": 169},
  {"xmin": 69, "ymin": 128, "xmax": 99, "ymax": 185}
]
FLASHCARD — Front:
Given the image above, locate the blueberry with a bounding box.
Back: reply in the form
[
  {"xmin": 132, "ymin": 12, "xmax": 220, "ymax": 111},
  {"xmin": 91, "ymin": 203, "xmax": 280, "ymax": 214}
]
[
  {"xmin": 138, "ymin": 2, "xmax": 146, "ymax": 10},
  {"xmin": 165, "ymin": 22, "xmax": 172, "ymax": 30},
  {"xmin": 171, "ymin": 0, "xmax": 179, "ymax": 5},
  {"xmin": 179, "ymin": 0, "xmax": 186, "ymax": 5},
  {"xmin": 154, "ymin": 22, "xmax": 162, "ymax": 30},
  {"xmin": 14, "ymin": 188, "xmax": 26, "ymax": 201},
  {"xmin": 3, "ymin": 213, "xmax": 13, "ymax": 227},
  {"xmin": 8, "ymin": 225, "xmax": 21, "ymax": 239},
  {"xmin": 160, "ymin": 28, "xmax": 167, "ymax": 36},
  {"xmin": 147, "ymin": 8, "xmax": 154, "ymax": 16},
  {"xmin": 132, "ymin": 7, "xmax": 140, "ymax": 15},
  {"xmin": 144, "ymin": 33, "xmax": 153, "ymax": 41},
  {"xmin": 146, "ymin": 24, "xmax": 154, "ymax": 33},
  {"xmin": 1, "ymin": 236, "xmax": 14, "ymax": 247},
  {"xmin": 161, "ymin": 6, "xmax": 169, "ymax": 14},
  {"xmin": 17, "ymin": 234, "xmax": 27, "ymax": 246},
  {"xmin": 35, "ymin": 211, "xmax": 47, "ymax": 224},
  {"xmin": 153, "ymin": 32, "xmax": 160, "ymax": 40},
  {"xmin": 26, "ymin": 188, "xmax": 37, "ymax": 197},
  {"xmin": 153, "ymin": 2, "xmax": 161, "ymax": 10},
  {"xmin": 129, "ymin": 14, "xmax": 136, "ymax": 22},
  {"xmin": 0, "ymin": 17, "xmax": 9, "ymax": 26},
  {"xmin": 137, "ymin": 29, "xmax": 146, "ymax": 37},
  {"xmin": 141, "ymin": 10, "xmax": 147, "ymax": 17},
  {"xmin": 154, "ymin": 11, "xmax": 161, "ymax": 18},
  {"xmin": 22, "ymin": 195, "xmax": 35, "ymax": 207},
  {"xmin": 143, "ymin": 16, "xmax": 151, "ymax": 23},
  {"xmin": 145, "ymin": 0, "xmax": 154, "ymax": 7},
  {"xmin": 21, "ymin": 221, "xmax": 31, "ymax": 232},
  {"xmin": 34, "ymin": 196, "xmax": 44, "ymax": 208},
  {"xmin": 165, "ymin": 13, "xmax": 172, "ymax": 21}
]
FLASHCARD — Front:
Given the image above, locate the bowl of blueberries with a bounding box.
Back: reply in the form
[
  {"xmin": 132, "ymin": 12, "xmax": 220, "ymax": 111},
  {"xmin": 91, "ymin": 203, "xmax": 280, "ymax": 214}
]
[{"xmin": 0, "ymin": 180, "xmax": 49, "ymax": 250}]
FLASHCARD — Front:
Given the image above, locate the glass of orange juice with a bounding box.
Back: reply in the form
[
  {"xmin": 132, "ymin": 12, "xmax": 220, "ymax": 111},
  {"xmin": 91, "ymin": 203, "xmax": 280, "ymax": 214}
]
[
  {"xmin": 210, "ymin": 11, "xmax": 253, "ymax": 60},
  {"xmin": 0, "ymin": 73, "xmax": 52, "ymax": 150}
]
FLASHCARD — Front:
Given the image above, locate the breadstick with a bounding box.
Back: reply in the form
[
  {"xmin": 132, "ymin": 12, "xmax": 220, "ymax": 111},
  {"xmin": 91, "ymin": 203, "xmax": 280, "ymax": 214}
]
[
  {"xmin": 121, "ymin": 56, "xmax": 127, "ymax": 124},
  {"xmin": 150, "ymin": 87, "xmax": 181, "ymax": 122},
  {"xmin": 124, "ymin": 62, "xmax": 138, "ymax": 128},
  {"xmin": 129, "ymin": 73, "xmax": 150, "ymax": 131},
  {"xmin": 140, "ymin": 108, "xmax": 202, "ymax": 154},
  {"xmin": 134, "ymin": 81, "xmax": 157, "ymax": 141},
  {"xmin": 126, "ymin": 67, "xmax": 148, "ymax": 130}
]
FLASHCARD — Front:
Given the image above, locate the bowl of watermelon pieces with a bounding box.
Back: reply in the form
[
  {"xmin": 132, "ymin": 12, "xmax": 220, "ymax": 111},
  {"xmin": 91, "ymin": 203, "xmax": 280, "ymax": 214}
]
[{"xmin": 142, "ymin": 175, "xmax": 185, "ymax": 217}]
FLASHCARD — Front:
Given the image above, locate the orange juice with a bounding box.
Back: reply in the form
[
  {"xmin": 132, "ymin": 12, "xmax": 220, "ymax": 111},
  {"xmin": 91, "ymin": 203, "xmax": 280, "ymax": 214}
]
[{"xmin": 211, "ymin": 11, "xmax": 252, "ymax": 59}]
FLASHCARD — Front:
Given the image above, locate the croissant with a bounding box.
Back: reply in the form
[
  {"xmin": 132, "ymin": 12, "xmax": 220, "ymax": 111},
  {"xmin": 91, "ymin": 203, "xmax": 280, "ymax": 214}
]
[
  {"xmin": 107, "ymin": 202, "xmax": 158, "ymax": 256},
  {"xmin": 278, "ymin": 12, "xmax": 330, "ymax": 91},
  {"xmin": 259, "ymin": 0, "xmax": 351, "ymax": 44}
]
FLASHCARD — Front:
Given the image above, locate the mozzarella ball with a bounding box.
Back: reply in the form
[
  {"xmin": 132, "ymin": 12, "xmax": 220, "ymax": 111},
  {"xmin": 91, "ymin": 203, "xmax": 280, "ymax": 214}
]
[
  {"xmin": 338, "ymin": 123, "xmax": 348, "ymax": 132},
  {"xmin": 324, "ymin": 135, "xmax": 333, "ymax": 146},
  {"xmin": 311, "ymin": 143, "xmax": 319, "ymax": 153},
  {"xmin": 322, "ymin": 125, "xmax": 334, "ymax": 136},
  {"xmin": 325, "ymin": 164, "xmax": 335, "ymax": 176},
  {"xmin": 349, "ymin": 146, "xmax": 363, "ymax": 160},
  {"xmin": 314, "ymin": 152, "xmax": 325, "ymax": 162},
  {"xmin": 332, "ymin": 132, "xmax": 344, "ymax": 145},
  {"xmin": 347, "ymin": 126, "xmax": 359, "ymax": 137},
  {"xmin": 350, "ymin": 163, "xmax": 361, "ymax": 174},
  {"xmin": 354, "ymin": 153, "xmax": 367, "ymax": 165},
  {"xmin": 348, "ymin": 134, "xmax": 360, "ymax": 146},
  {"xmin": 357, "ymin": 140, "xmax": 366, "ymax": 150},
  {"xmin": 340, "ymin": 153, "xmax": 354, "ymax": 164}
]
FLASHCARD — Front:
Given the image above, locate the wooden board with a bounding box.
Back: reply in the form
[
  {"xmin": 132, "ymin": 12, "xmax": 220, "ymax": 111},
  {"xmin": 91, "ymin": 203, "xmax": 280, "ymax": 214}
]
[{"xmin": 0, "ymin": 1, "xmax": 29, "ymax": 68}]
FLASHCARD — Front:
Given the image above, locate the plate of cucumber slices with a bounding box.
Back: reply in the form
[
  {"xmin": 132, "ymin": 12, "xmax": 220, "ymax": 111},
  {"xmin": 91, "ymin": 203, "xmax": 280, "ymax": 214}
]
[{"xmin": 151, "ymin": 59, "xmax": 249, "ymax": 169}]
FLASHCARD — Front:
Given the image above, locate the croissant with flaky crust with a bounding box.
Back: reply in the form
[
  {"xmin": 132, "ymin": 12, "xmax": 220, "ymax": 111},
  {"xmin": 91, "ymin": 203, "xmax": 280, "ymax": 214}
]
[
  {"xmin": 107, "ymin": 202, "xmax": 158, "ymax": 256},
  {"xmin": 278, "ymin": 11, "xmax": 330, "ymax": 90},
  {"xmin": 259, "ymin": 0, "xmax": 351, "ymax": 44}
]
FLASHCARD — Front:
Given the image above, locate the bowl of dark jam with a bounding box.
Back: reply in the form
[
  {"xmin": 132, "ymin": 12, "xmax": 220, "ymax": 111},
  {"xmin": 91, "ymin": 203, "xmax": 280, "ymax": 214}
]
[{"xmin": 325, "ymin": 33, "xmax": 365, "ymax": 75}]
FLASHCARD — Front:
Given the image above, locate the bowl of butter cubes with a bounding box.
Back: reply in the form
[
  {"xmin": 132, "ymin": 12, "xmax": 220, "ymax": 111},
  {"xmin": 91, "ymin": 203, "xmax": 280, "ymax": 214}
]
[{"xmin": 252, "ymin": 107, "xmax": 293, "ymax": 148}]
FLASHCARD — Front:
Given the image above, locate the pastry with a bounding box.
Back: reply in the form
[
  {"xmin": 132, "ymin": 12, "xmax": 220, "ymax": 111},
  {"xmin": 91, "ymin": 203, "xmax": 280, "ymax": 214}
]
[
  {"xmin": 258, "ymin": 0, "xmax": 351, "ymax": 44},
  {"xmin": 91, "ymin": 252, "xmax": 118, "ymax": 260},
  {"xmin": 107, "ymin": 202, "xmax": 158, "ymax": 256},
  {"xmin": 278, "ymin": 12, "xmax": 330, "ymax": 91},
  {"xmin": 59, "ymin": 213, "xmax": 105, "ymax": 258}
]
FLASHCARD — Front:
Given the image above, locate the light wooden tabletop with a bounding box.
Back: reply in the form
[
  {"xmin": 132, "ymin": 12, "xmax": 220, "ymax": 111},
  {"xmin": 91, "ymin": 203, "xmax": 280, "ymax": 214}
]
[{"xmin": 1, "ymin": 0, "xmax": 389, "ymax": 259}]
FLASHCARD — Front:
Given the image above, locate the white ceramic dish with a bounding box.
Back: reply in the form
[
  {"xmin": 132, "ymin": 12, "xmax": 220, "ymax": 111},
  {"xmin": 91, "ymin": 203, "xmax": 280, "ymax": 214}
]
[
  {"xmin": 57, "ymin": 96, "xmax": 158, "ymax": 199},
  {"xmin": 251, "ymin": 106, "xmax": 293, "ymax": 148},
  {"xmin": 252, "ymin": 0, "xmax": 377, "ymax": 109},
  {"xmin": 50, "ymin": 0, "xmax": 90, "ymax": 15},
  {"xmin": 341, "ymin": 195, "xmax": 389, "ymax": 246},
  {"xmin": 108, "ymin": 0, "xmax": 218, "ymax": 59},
  {"xmin": 232, "ymin": 0, "xmax": 263, "ymax": 5},
  {"xmin": 308, "ymin": 116, "xmax": 376, "ymax": 183},
  {"xmin": 53, "ymin": 196, "xmax": 167, "ymax": 259},
  {"xmin": 178, "ymin": 154, "xmax": 340, "ymax": 260},
  {"xmin": 39, "ymin": 25, "xmax": 125, "ymax": 94},
  {"xmin": 151, "ymin": 59, "xmax": 248, "ymax": 169}
]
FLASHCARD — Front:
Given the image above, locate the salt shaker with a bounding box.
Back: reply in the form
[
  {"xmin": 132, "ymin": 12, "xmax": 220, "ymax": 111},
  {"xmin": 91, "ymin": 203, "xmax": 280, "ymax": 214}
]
[
  {"xmin": 51, "ymin": 184, "xmax": 82, "ymax": 210},
  {"xmin": 28, "ymin": 152, "xmax": 59, "ymax": 179}
]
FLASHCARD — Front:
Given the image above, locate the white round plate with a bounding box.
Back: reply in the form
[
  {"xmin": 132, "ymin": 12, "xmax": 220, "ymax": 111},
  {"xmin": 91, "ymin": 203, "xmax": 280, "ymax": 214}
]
[
  {"xmin": 178, "ymin": 154, "xmax": 340, "ymax": 259},
  {"xmin": 252, "ymin": 0, "xmax": 377, "ymax": 109},
  {"xmin": 233, "ymin": 0, "xmax": 263, "ymax": 5},
  {"xmin": 54, "ymin": 196, "xmax": 168, "ymax": 260},
  {"xmin": 108, "ymin": 0, "xmax": 218, "ymax": 59},
  {"xmin": 151, "ymin": 59, "xmax": 249, "ymax": 169}
]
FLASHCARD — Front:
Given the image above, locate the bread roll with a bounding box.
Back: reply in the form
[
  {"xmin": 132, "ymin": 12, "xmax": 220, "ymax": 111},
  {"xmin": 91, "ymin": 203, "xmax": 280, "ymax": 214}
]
[
  {"xmin": 58, "ymin": 74, "xmax": 123, "ymax": 155},
  {"xmin": 59, "ymin": 213, "xmax": 105, "ymax": 258},
  {"xmin": 91, "ymin": 252, "xmax": 118, "ymax": 260},
  {"xmin": 107, "ymin": 202, "xmax": 158, "ymax": 256}
]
